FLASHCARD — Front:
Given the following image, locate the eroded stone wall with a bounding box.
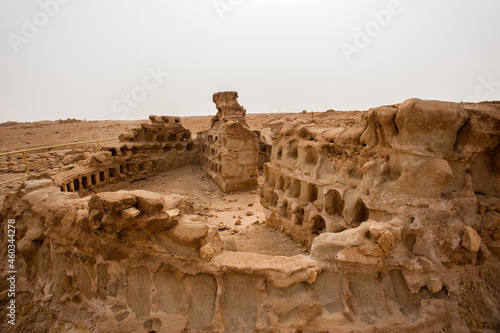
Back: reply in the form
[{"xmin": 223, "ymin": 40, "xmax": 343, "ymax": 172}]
[
  {"xmin": 53, "ymin": 116, "xmax": 199, "ymax": 195},
  {"xmin": 260, "ymin": 98, "xmax": 500, "ymax": 330},
  {"xmin": 0, "ymin": 181, "xmax": 473, "ymax": 332},
  {"xmin": 0, "ymin": 98, "xmax": 499, "ymax": 332},
  {"xmin": 198, "ymin": 92, "xmax": 259, "ymax": 192}
]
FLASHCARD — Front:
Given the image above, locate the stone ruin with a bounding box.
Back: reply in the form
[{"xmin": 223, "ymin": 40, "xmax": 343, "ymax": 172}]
[
  {"xmin": 0, "ymin": 95, "xmax": 499, "ymax": 332},
  {"xmin": 198, "ymin": 92, "xmax": 259, "ymax": 192},
  {"xmin": 52, "ymin": 115, "xmax": 198, "ymax": 195}
]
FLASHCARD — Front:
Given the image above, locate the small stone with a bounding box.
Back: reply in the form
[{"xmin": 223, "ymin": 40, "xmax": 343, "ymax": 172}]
[
  {"xmin": 306, "ymin": 268, "xmax": 317, "ymax": 283},
  {"xmin": 252, "ymin": 220, "xmax": 260, "ymax": 225},
  {"xmin": 122, "ymin": 207, "xmax": 141, "ymax": 219},
  {"xmin": 246, "ymin": 211, "xmax": 254, "ymax": 216},
  {"xmin": 217, "ymin": 223, "xmax": 229, "ymax": 230},
  {"xmin": 461, "ymin": 226, "xmax": 481, "ymax": 252},
  {"xmin": 377, "ymin": 231, "xmax": 395, "ymax": 253},
  {"xmin": 427, "ymin": 278, "xmax": 443, "ymax": 293},
  {"xmin": 235, "ymin": 220, "xmax": 242, "ymax": 225},
  {"xmin": 200, "ymin": 244, "xmax": 215, "ymax": 261},
  {"xmin": 166, "ymin": 208, "xmax": 180, "ymax": 218},
  {"xmin": 248, "ymin": 203, "xmax": 254, "ymax": 207}
]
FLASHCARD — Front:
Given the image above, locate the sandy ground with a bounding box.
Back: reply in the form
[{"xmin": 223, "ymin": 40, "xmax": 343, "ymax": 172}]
[
  {"xmin": 0, "ymin": 110, "xmax": 362, "ymax": 152},
  {"xmin": 123, "ymin": 165, "xmax": 308, "ymax": 256}
]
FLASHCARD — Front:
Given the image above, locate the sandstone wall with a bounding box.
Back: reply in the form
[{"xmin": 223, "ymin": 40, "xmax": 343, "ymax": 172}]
[
  {"xmin": 0, "ymin": 181, "xmax": 473, "ymax": 332},
  {"xmin": 52, "ymin": 116, "xmax": 199, "ymax": 195},
  {"xmin": 198, "ymin": 92, "xmax": 259, "ymax": 192},
  {"xmin": 260, "ymin": 99, "xmax": 500, "ymax": 330}
]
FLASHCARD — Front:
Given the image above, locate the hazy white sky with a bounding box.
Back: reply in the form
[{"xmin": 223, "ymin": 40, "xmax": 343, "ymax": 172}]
[{"xmin": 1, "ymin": 0, "xmax": 499, "ymax": 123}]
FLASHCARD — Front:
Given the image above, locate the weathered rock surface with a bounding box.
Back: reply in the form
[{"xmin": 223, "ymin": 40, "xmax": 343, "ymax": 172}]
[
  {"xmin": 198, "ymin": 92, "xmax": 259, "ymax": 192},
  {"xmin": 0, "ymin": 98, "xmax": 499, "ymax": 332},
  {"xmin": 52, "ymin": 115, "xmax": 199, "ymax": 196}
]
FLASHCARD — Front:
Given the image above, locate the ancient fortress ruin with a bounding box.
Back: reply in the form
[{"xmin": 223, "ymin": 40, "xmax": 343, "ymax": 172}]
[{"xmin": 1, "ymin": 93, "xmax": 499, "ymax": 332}]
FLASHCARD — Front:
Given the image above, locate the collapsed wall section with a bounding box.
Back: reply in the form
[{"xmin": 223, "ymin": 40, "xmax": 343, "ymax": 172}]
[
  {"xmin": 52, "ymin": 115, "xmax": 199, "ymax": 195},
  {"xmin": 198, "ymin": 92, "xmax": 259, "ymax": 192}
]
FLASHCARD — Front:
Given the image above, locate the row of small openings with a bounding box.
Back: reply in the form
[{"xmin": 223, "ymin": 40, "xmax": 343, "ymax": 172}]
[
  {"xmin": 207, "ymin": 135, "xmax": 219, "ymax": 144},
  {"xmin": 275, "ymin": 142, "xmax": 317, "ymax": 165},
  {"xmin": 143, "ymin": 128, "xmax": 184, "ymax": 142},
  {"xmin": 146, "ymin": 132, "xmax": 184, "ymax": 142},
  {"xmin": 208, "ymin": 160, "xmax": 222, "ymax": 174},
  {"xmin": 61, "ymin": 166, "xmax": 124, "ymax": 193},
  {"xmin": 110, "ymin": 142, "xmax": 195, "ymax": 157},
  {"xmin": 202, "ymin": 143, "xmax": 218, "ymax": 156},
  {"xmin": 277, "ymin": 141, "xmax": 298, "ymax": 159},
  {"xmin": 268, "ymin": 171, "xmax": 320, "ymax": 202},
  {"xmin": 267, "ymin": 171, "xmax": 346, "ymax": 220},
  {"xmin": 164, "ymin": 142, "xmax": 194, "ymax": 152}
]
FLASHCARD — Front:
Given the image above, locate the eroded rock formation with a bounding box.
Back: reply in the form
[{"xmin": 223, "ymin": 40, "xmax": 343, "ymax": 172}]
[
  {"xmin": 0, "ymin": 97, "xmax": 499, "ymax": 332},
  {"xmin": 53, "ymin": 116, "xmax": 199, "ymax": 195},
  {"xmin": 198, "ymin": 92, "xmax": 259, "ymax": 192},
  {"xmin": 0, "ymin": 180, "xmax": 473, "ymax": 332},
  {"xmin": 260, "ymin": 98, "xmax": 500, "ymax": 330}
]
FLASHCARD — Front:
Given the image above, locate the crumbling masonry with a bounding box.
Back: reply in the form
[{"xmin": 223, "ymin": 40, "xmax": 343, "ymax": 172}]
[
  {"xmin": 198, "ymin": 91, "xmax": 259, "ymax": 192},
  {"xmin": 1, "ymin": 96, "xmax": 499, "ymax": 332}
]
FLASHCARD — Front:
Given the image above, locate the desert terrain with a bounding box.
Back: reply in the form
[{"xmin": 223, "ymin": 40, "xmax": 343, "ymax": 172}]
[
  {"xmin": 0, "ymin": 110, "xmax": 361, "ymax": 257},
  {"xmin": 0, "ymin": 99, "xmax": 498, "ymax": 332}
]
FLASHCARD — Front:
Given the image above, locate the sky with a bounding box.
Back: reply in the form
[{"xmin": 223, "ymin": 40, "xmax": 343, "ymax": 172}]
[{"xmin": 0, "ymin": 0, "xmax": 499, "ymax": 123}]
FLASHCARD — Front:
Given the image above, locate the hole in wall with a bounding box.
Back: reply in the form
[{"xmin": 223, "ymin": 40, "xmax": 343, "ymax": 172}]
[
  {"xmin": 306, "ymin": 183, "xmax": 318, "ymax": 202},
  {"xmin": 81, "ymin": 177, "xmax": 88, "ymax": 189},
  {"xmin": 304, "ymin": 146, "xmax": 318, "ymax": 165},
  {"xmin": 311, "ymin": 216, "xmax": 326, "ymax": 235},
  {"xmin": 289, "ymin": 178, "xmax": 301, "ymax": 198},
  {"xmin": 325, "ymin": 190, "xmax": 344, "ymax": 215},
  {"xmin": 73, "ymin": 179, "xmax": 80, "ymax": 191},
  {"xmin": 288, "ymin": 141, "xmax": 298, "ymax": 159},
  {"xmin": 294, "ymin": 207, "xmax": 304, "ymax": 225}
]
